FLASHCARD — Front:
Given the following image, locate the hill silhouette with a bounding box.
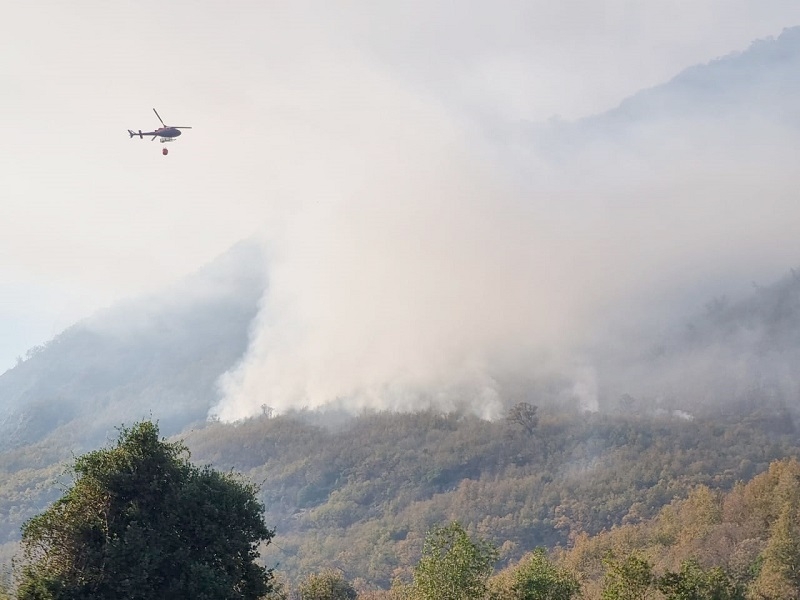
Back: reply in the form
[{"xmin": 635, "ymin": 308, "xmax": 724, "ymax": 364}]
[{"xmin": 0, "ymin": 240, "xmax": 266, "ymax": 451}]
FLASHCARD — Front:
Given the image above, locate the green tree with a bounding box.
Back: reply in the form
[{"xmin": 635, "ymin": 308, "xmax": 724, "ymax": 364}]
[
  {"xmin": 411, "ymin": 521, "xmax": 498, "ymax": 600},
  {"xmin": 748, "ymin": 499, "xmax": 800, "ymax": 600},
  {"xmin": 657, "ymin": 559, "xmax": 744, "ymax": 600},
  {"xmin": 297, "ymin": 569, "xmax": 357, "ymax": 600},
  {"xmin": 488, "ymin": 547, "xmax": 580, "ymax": 600},
  {"xmin": 512, "ymin": 548, "xmax": 581, "ymax": 600},
  {"xmin": 600, "ymin": 552, "xmax": 655, "ymax": 600},
  {"xmin": 16, "ymin": 421, "xmax": 274, "ymax": 600}
]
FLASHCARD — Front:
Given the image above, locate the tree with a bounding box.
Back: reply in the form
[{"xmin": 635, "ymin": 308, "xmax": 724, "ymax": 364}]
[
  {"xmin": 657, "ymin": 559, "xmax": 744, "ymax": 600},
  {"xmin": 297, "ymin": 569, "xmax": 357, "ymax": 600},
  {"xmin": 488, "ymin": 548, "xmax": 581, "ymax": 600},
  {"xmin": 600, "ymin": 552, "xmax": 655, "ymax": 600},
  {"xmin": 411, "ymin": 521, "xmax": 498, "ymax": 600},
  {"xmin": 16, "ymin": 421, "xmax": 274, "ymax": 600},
  {"xmin": 748, "ymin": 499, "xmax": 800, "ymax": 599},
  {"xmin": 506, "ymin": 402, "xmax": 539, "ymax": 435},
  {"xmin": 512, "ymin": 548, "xmax": 581, "ymax": 600}
]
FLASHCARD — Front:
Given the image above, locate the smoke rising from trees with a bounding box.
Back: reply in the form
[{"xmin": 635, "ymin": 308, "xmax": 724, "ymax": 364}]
[{"xmin": 212, "ymin": 26, "xmax": 800, "ymax": 421}]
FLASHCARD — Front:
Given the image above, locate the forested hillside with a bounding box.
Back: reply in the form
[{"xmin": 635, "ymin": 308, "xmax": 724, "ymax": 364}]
[
  {"xmin": 173, "ymin": 404, "xmax": 797, "ymax": 587},
  {"xmin": 4, "ymin": 254, "xmax": 800, "ymax": 582},
  {"xmin": 554, "ymin": 457, "xmax": 800, "ymax": 599},
  {"xmin": 3, "ymin": 409, "xmax": 799, "ymax": 597}
]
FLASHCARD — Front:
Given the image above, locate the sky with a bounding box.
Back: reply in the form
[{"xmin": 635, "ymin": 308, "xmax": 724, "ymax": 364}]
[{"xmin": 3, "ymin": 2, "xmax": 800, "ymax": 402}]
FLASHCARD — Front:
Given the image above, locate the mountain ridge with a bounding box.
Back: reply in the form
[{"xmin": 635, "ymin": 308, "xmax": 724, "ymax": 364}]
[
  {"xmin": 0, "ymin": 239, "xmax": 266, "ymax": 451},
  {"xmin": 521, "ymin": 25, "xmax": 800, "ymax": 156}
]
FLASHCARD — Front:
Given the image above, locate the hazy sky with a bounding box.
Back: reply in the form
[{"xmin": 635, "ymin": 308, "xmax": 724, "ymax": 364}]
[{"xmin": 3, "ymin": 1, "xmax": 800, "ymax": 378}]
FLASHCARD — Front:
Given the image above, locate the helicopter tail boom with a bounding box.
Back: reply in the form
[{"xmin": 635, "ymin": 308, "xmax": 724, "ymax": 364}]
[{"xmin": 128, "ymin": 129, "xmax": 143, "ymax": 139}]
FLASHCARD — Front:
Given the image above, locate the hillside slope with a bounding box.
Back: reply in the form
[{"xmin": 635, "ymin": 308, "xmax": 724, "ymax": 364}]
[
  {"xmin": 179, "ymin": 406, "xmax": 799, "ymax": 586},
  {"xmin": 0, "ymin": 240, "xmax": 266, "ymax": 451},
  {"xmin": 595, "ymin": 267, "xmax": 800, "ymax": 418}
]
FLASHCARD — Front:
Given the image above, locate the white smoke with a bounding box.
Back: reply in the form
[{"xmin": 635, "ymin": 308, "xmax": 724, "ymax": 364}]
[
  {"xmin": 213, "ymin": 102, "xmax": 597, "ymax": 420},
  {"xmin": 571, "ymin": 366, "xmax": 599, "ymax": 412},
  {"xmin": 210, "ymin": 24, "xmax": 800, "ymax": 422}
]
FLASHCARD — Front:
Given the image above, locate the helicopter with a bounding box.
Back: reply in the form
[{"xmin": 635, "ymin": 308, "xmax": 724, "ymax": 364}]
[{"xmin": 128, "ymin": 109, "xmax": 191, "ymax": 154}]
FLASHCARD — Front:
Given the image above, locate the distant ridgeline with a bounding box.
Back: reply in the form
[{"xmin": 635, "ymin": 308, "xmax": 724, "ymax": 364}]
[
  {"xmin": 0, "ymin": 240, "xmax": 266, "ymax": 452},
  {"xmin": 526, "ymin": 25, "xmax": 800, "ymax": 152}
]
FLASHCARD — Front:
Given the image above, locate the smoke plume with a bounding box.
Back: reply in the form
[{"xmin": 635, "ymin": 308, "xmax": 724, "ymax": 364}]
[{"xmin": 211, "ymin": 26, "xmax": 800, "ymax": 421}]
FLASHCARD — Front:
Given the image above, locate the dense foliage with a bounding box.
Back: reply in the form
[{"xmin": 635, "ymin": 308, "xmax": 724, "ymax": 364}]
[
  {"xmin": 3, "ymin": 404, "xmax": 800, "ymax": 594},
  {"xmin": 292, "ymin": 453, "xmax": 800, "ymax": 598},
  {"xmin": 486, "ymin": 547, "xmax": 580, "ymax": 600},
  {"xmin": 559, "ymin": 458, "xmax": 800, "ymax": 598},
  {"xmin": 176, "ymin": 404, "xmax": 800, "ymax": 586},
  {"xmin": 406, "ymin": 522, "xmax": 497, "ymax": 600},
  {"xmin": 297, "ymin": 569, "xmax": 357, "ymax": 600},
  {"xmin": 15, "ymin": 421, "xmax": 274, "ymax": 600}
]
